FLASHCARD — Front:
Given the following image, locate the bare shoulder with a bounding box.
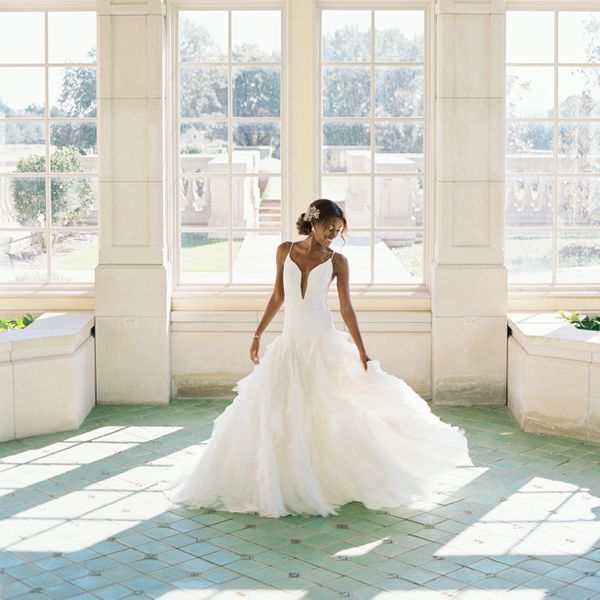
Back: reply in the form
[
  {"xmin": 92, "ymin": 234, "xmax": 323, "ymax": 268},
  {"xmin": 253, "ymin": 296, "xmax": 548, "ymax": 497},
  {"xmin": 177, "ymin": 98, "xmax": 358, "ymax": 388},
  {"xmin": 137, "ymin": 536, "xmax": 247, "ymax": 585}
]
[
  {"xmin": 277, "ymin": 241, "xmax": 293, "ymax": 254},
  {"xmin": 332, "ymin": 250, "xmax": 348, "ymax": 276},
  {"xmin": 275, "ymin": 241, "xmax": 293, "ymax": 262},
  {"xmin": 332, "ymin": 251, "xmax": 348, "ymax": 268}
]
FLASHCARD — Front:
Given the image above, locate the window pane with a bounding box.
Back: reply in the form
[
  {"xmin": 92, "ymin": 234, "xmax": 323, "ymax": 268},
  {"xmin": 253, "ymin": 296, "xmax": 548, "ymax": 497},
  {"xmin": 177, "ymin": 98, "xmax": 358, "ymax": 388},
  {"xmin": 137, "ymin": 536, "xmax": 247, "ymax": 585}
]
[
  {"xmin": 232, "ymin": 231, "xmax": 280, "ymax": 283},
  {"xmin": 322, "ymin": 176, "xmax": 371, "ymax": 228},
  {"xmin": 180, "ymin": 123, "xmax": 228, "ymax": 173},
  {"xmin": 506, "ymin": 231, "xmax": 552, "ymax": 283},
  {"xmin": 506, "ymin": 177, "xmax": 553, "ymax": 227},
  {"xmin": 0, "ymin": 12, "xmax": 44, "ymax": 63},
  {"xmin": 375, "ymin": 67, "xmax": 423, "ymax": 118},
  {"xmin": 558, "ymin": 178, "xmax": 600, "ymax": 227},
  {"xmin": 233, "ymin": 122, "xmax": 280, "ymax": 173},
  {"xmin": 375, "ymin": 177, "xmax": 423, "ymax": 228},
  {"xmin": 559, "ymin": 123, "xmax": 600, "ymax": 173},
  {"xmin": 50, "ymin": 124, "xmax": 97, "ymax": 170},
  {"xmin": 507, "ymin": 67, "xmax": 554, "ymax": 118},
  {"xmin": 323, "ymin": 122, "xmax": 370, "ymax": 173},
  {"xmin": 49, "ymin": 67, "xmax": 97, "ymax": 118},
  {"xmin": 232, "ymin": 67, "xmax": 280, "ymax": 118},
  {"xmin": 375, "ymin": 11, "xmax": 424, "ymax": 63},
  {"xmin": 180, "ymin": 175, "xmax": 228, "ymax": 228},
  {"xmin": 557, "ymin": 232, "xmax": 600, "ymax": 283},
  {"xmin": 232, "ymin": 11, "xmax": 280, "ymax": 63},
  {"xmin": 48, "ymin": 12, "xmax": 96, "ymax": 63},
  {"xmin": 558, "ymin": 67, "xmax": 600, "ymax": 118},
  {"xmin": 51, "ymin": 176, "xmax": 97, "ymax": 227},
  {"xmin": 51, "ymin": 231, "xmax": 97, "ymax": 283},
  {"xmin": 0, "ymin": 68, "xmax": 44, "ymax": 117},
  {"xmin": 180, "ymin": 67, "xmax": 227, "ymax": 118},
  {"xmin": 181, "ymin": 231, "xmax": 229, "ymax": 284},
  {"xmin": 0, "ymin": 122, "xmax": 45, "ymax": 172},
  {"xmin": 558, "ymin": 12, "xmax": 600, "ymax": 64},
  {"xmin": 506, "ymin": 122, "xmax": 553, "ymax": 173},
  {"xmin": 331, "ymin": 231, "xmax": 371, "ymax": 283},
  {"xmin": 374, "ymin": 231, "xmax": 422, "ymax": 284},
  {"xmin": 375, "ymin": 122, "xmax": 423, "ymax": 172},
  {"xmin": 506, "ymin": 12, "xmax": 554, "ymax": 64},
  {"xmin": 0, "ymin": 176, "xmax": 46, "ymax": 227},
  {"xmin": 322, "ymin": 10, "xmax": 371, "ymax": 62},
  {"xmin": 323, "ymin": 67, "xmax": 370, "ymax": 117},
  {"xmin": 179, "ymin": 11, "xmax": 227, "ymax": 63},
  {"xmin": 232, "ymin": 176, "xmax": 280, "ymax": 229},
  {"xmin": 0, "ymin": 230, "xmax": 47, "ymax": 283}
]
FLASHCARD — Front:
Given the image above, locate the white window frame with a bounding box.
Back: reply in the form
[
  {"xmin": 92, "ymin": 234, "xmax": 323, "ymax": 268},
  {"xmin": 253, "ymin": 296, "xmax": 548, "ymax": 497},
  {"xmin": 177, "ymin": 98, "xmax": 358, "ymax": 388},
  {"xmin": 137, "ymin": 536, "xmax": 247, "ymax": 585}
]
[
  {"xmin": 0, "ymin": 1, "xmax": 98, "ymax": 293},
  {"xmin": 506, "ymin": 1, "xmax": 600, "ymax": 293},
  {"xmin": 315, "ymin": 0, "xmax": 434, "ymax": 293},
  {"xmin": 168, "ymin": 0, "xmax": 289, "ymax": 292}
]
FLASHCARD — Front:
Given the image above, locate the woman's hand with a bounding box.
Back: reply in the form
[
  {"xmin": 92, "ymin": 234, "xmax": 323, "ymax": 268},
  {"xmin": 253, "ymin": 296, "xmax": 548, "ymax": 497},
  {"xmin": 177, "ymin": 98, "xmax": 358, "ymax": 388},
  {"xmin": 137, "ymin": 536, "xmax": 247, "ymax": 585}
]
[
  {"xmin": 250, "ymin": 336, "xmax": 261, "ymax": 364},
  {"xmin": 359, "ymin": 350, "xmax": 372, "ymax": 370}
]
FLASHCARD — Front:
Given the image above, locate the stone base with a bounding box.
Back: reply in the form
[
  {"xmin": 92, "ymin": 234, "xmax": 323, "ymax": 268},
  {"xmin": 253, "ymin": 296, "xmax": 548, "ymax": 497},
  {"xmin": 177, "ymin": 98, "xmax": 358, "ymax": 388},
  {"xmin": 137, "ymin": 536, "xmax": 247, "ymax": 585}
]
[
  {"xmin": 0, "ymin": 312, "xmax": 96, "ymax": 442},
  {"xmin": 96, "ymin": 315, "xmax": 170, "ymax": 404},
  {"xmin": 508, "ymin": 312, "xmax": 600, "ymax": 442}
]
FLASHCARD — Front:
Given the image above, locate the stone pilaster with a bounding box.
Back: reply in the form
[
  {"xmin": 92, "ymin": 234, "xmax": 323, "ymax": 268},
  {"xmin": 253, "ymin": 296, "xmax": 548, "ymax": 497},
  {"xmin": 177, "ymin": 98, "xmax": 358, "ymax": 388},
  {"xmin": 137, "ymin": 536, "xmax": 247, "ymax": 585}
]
[
  {"xmin": 95, "ymin": 0, "xmax": 171, "ymax": 404},
  {"xmin": 431, "ymin": 0, "xmax": 507, "ymax": 404}
]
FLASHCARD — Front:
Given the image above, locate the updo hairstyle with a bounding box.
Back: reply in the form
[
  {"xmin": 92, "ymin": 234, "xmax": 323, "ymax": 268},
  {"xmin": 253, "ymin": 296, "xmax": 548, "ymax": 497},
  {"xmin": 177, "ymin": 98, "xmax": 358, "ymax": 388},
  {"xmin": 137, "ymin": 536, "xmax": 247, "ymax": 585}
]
[{"xmin": 295, "ymin": 199, "xmax": 348, "ymax": 236}]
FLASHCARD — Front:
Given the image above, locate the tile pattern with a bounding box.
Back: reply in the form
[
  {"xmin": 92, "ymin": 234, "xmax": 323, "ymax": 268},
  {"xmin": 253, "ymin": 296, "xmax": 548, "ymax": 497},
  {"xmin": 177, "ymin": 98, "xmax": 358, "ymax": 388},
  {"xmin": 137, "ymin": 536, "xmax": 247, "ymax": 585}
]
[{"xmin": 1, "ymin": 401, "xmax": 600, "ymax": 599}]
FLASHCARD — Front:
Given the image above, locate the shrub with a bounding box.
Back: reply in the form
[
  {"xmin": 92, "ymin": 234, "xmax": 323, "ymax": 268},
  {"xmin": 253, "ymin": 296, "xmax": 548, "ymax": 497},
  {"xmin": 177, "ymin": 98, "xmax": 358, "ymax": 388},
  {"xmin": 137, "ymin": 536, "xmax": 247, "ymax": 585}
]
[
  {"xmin": 0, "ymin": 313, "xmax": 34, "ymax": 331},
  {"xmin": 559, "ymin": 310, "xmax": 600, "ymax": 331},
  {"xmin": 11, "ymin": 146, "xmax": 94, "ymax": 240}
]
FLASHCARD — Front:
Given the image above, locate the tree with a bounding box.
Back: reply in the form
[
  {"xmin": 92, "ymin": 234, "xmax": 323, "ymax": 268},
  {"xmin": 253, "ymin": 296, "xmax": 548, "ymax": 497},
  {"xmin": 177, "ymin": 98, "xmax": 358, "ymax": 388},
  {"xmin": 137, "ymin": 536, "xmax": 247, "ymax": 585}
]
[
  {"xmin": 11, "ymin": 146, "xmax": 95, "ymax": 249},
  {"xmin": 49, "ymin": 48, "xmax": 97, "ymax": 152}
]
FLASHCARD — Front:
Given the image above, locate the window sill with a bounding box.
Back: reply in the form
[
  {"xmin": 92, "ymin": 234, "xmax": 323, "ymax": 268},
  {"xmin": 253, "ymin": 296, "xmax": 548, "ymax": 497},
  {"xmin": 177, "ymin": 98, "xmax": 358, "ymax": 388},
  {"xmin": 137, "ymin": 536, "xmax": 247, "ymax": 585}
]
[{"xmin": 171, "ymin": 285, "xmax": 431, "ymax": 311}]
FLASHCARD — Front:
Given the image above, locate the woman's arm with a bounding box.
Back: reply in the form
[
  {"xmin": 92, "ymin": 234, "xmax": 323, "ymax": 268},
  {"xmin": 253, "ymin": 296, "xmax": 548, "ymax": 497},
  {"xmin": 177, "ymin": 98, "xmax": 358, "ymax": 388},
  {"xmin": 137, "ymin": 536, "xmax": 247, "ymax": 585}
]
[
  {"xmin": 249, "ymin": 241, "xmax": 290, "ymax": 364},
  {"xmin": 334, "ymin": 253, "xmax": 371, "ymax": 370}
]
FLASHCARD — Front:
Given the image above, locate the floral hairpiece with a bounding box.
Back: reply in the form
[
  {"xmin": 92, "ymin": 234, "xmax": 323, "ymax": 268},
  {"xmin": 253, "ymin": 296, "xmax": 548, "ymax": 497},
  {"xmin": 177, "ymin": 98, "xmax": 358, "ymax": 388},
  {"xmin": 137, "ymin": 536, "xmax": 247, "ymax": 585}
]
[{"xmin": 303, "ymin": 205, "xmax": 320, "ymax": 222}]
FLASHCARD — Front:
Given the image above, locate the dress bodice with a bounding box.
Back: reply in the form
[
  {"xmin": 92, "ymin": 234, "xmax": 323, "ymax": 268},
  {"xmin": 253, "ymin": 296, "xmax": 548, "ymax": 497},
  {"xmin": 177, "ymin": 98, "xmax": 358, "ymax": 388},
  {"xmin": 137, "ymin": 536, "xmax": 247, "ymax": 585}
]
[{"xmin": 282, "ymin": 242, "xmax": 335, "ymax": 339}]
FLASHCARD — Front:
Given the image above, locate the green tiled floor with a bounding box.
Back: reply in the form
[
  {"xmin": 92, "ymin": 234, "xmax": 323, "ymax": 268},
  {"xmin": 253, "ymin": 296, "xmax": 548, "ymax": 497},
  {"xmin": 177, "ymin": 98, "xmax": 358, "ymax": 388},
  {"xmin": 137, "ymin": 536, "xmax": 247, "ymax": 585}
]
[{"xmin": 1, "ymin": 400, "xmax": 600, "ymax": 599}]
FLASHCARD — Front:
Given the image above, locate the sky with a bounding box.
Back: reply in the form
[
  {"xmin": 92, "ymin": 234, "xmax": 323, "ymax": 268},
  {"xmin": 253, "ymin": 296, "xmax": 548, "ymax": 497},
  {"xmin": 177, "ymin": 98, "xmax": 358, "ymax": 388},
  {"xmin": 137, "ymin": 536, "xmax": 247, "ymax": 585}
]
[{"xmin": 0, "ymin": 11, "xmax": 95, "ymax": 111}]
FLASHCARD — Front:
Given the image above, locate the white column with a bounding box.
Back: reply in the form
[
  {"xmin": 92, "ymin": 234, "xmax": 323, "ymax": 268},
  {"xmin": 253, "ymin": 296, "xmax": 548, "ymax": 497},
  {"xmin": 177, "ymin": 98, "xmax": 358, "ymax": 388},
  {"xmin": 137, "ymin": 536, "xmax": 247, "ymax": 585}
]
[
  {"xmin": 431, "ymin": 0, "xmax": 507, "ymax": 404},
  {"xmin": 95, "ymin": 0, "xmax": 171, "ymax": 404}
]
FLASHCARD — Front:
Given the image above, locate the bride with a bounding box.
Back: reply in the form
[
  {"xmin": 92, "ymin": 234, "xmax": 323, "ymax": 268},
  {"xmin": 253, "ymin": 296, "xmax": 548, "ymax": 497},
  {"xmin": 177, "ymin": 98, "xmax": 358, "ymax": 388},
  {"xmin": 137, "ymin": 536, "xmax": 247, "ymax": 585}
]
[{"xmin": 163, "ymin": 199, "xmax": 473, "ymax": 518}]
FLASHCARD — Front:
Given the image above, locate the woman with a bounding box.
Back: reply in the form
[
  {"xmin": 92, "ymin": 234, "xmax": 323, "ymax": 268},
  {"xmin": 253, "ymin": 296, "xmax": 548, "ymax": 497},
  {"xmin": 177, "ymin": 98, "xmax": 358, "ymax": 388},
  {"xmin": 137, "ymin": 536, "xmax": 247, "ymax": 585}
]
[{"xmin": 163, "ymin": 199, "xmax": 472, "ymax": 518}]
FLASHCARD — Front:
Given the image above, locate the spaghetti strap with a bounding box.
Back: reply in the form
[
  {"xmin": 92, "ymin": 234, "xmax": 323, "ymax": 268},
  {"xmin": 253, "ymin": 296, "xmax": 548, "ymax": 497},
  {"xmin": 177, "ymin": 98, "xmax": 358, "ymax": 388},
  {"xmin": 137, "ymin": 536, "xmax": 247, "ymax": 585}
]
[{"xmin": 287, "ymin": 241, "xmax": 294, "ymax": 260}]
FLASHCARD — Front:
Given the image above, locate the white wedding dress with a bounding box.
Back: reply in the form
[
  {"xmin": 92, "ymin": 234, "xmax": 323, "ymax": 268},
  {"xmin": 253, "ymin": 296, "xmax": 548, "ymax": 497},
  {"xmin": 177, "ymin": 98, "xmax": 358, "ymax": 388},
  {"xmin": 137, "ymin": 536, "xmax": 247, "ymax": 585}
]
[{"xmin": 162, "ymin": 242, "xmax": 473, "ymax": 518}]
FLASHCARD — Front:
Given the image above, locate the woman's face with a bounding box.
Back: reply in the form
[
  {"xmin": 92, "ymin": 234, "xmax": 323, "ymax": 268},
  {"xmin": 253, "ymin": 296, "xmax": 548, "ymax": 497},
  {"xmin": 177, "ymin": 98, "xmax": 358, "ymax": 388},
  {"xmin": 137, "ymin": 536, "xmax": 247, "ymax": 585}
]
[{"xmin": 313, "ymin": 218, "xmax": 344, "ymax": 244}]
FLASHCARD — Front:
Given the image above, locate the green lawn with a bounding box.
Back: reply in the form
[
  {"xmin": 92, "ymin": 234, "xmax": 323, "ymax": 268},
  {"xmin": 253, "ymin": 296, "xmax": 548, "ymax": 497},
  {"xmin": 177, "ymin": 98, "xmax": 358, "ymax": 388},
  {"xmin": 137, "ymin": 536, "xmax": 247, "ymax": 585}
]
[
  {"xmin": 391, "ymin": 242, "xmax": 423, "ymax": 278},
  {"xmin": 54, "ymin": 238, "xmax": 98, "ymax": 269},
  {"xmin": 181, "ymin": 237, "xmax": 243, "ymax": 272}
]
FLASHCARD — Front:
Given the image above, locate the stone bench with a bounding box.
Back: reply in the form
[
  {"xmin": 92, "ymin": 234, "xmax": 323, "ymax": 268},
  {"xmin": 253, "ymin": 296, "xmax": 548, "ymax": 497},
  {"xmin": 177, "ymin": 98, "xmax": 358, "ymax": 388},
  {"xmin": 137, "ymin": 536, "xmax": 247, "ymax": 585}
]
[
  {"xmin": 508, "ymin": 312, "xmax": 600, "ymax": 442},
  {"xmin": 0, "ymin": 312, "xmax": 96, "ymax": 441}
]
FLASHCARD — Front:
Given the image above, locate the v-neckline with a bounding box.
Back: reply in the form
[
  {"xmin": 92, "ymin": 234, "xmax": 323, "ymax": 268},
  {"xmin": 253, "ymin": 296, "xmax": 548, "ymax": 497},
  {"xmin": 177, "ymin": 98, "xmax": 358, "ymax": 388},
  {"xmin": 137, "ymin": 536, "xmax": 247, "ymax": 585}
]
[{"xmin": 287, "ymin": 243, "xmax": 334, "ymax": 300}]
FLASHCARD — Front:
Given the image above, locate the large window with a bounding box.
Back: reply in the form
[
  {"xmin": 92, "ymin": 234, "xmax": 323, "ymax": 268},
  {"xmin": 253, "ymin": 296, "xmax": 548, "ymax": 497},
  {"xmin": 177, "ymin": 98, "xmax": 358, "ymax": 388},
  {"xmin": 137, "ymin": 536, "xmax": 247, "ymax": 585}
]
[
  {"xmin": 176, "ymin": 8, "xmax": 283, "ymax": 285},
  {"xmin": 0, "ymin": 11, "xmax": 97, "ymax": 284},
  {"xmin": 319, "ymin": 8, "xmax": 427, "ymax": 285},
  {"xmin": 506, "ymin": 10, "xmax": 600, "ymax": 286}
]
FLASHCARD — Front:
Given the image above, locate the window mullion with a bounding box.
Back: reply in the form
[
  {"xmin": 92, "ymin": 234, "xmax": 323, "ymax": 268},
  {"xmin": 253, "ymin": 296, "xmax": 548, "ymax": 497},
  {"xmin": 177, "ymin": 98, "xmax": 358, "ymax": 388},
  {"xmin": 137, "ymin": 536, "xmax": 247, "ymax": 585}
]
[{"xmin": 552, "ymin": 10, "xmax": 559, "ymax": 285}]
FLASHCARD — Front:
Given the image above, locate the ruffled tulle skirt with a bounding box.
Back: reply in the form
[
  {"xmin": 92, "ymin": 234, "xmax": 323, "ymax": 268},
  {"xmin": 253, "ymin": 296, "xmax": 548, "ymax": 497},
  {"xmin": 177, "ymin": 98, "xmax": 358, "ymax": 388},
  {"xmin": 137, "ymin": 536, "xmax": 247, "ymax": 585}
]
[{"xmin": 161, "ymin": 328, "xmax": 473, "ymax": 518}]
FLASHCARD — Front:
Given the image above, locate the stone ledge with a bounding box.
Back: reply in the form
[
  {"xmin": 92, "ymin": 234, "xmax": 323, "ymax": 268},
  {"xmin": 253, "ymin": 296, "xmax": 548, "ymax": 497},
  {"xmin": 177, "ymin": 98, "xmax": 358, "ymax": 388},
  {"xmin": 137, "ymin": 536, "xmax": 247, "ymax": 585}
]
[
  {"xmin": 508, "ymin": 311, "xmax": 600, "ymax": 443},
  {"xmin": 0, "ymin": 312, "xmax": 96, "ymax": 442}
]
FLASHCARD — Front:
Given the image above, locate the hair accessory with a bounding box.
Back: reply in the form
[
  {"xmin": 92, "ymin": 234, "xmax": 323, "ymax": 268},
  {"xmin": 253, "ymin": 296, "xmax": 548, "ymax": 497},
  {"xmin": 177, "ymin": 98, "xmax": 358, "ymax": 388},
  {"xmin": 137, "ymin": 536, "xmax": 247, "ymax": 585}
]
[{"xmin": 303, "ymin": 205, "xmax": 320, "ymax": 222}]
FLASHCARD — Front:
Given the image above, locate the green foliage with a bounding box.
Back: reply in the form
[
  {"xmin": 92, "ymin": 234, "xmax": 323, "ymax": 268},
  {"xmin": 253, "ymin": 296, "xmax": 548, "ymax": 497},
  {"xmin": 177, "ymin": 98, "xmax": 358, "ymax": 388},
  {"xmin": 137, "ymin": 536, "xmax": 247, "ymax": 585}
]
[
  {"xmin": 11, "ymin": 146, "xmax": 94, "ymax": 233},
  {"xmin": 559, "ymin": 310, "xmax": 600, "ymax": 331},
  {"xmin": 0, "ymin": 313, "xmax": 34, "ymax": 331}
]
